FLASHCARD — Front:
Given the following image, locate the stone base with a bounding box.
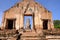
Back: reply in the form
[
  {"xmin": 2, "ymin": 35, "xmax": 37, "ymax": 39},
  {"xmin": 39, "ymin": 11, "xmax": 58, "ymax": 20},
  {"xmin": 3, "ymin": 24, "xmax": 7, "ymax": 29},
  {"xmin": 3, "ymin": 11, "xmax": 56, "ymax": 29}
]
[
  {"xmin": 24, "ymin": 29, "xmax": 32, "ymax": 32},
  {"xmin": 20, "ymin": 31, "xmax": 46, "ymax": 40}
]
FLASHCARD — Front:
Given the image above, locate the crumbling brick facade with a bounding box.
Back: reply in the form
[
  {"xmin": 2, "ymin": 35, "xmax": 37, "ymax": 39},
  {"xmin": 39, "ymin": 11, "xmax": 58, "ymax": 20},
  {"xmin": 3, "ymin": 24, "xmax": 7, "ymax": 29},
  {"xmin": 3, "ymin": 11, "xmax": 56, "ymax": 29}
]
[
  {"xmin": 1, "ymin": 0, "xmax": 54, "ymax": 30},
  {"xmin": 0, "ymin": 0, "xmax": 55, "ymax": 40}
]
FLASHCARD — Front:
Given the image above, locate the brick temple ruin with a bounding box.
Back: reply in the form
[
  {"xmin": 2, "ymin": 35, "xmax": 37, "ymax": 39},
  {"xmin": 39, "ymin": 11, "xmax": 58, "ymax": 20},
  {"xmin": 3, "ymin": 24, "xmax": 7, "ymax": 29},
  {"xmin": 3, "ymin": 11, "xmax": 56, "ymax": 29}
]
[{"xmin": 0, "ymin": 0, "xmax": 60, "ymax": 40}]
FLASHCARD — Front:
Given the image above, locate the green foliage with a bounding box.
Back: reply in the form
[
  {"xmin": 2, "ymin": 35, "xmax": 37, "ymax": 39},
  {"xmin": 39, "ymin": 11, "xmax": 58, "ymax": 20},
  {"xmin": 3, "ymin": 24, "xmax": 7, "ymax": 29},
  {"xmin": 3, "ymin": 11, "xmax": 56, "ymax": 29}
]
[{"xmin": 54, "ymin": 20, "xmax": 60, "ymax": 28}]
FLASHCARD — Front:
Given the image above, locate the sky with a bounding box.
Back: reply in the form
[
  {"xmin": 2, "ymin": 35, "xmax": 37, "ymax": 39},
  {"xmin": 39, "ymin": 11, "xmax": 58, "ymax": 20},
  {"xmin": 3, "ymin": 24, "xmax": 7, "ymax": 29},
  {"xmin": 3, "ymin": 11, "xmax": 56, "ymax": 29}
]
[
  {"xmin": 24, "ymin": 16, "xmax": 33, "ymax": 29},
  {"xmin": 0, "ymin": 0, "xmax": 60, "ymax": 25}
]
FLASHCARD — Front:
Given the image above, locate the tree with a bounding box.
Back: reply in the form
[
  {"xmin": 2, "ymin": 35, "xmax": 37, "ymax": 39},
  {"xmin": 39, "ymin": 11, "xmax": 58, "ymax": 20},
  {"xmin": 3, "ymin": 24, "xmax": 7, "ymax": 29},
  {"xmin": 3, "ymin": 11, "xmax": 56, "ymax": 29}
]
[{"xmin": 54, "ymin": 20, "xmax": 60, "ymax": 28}]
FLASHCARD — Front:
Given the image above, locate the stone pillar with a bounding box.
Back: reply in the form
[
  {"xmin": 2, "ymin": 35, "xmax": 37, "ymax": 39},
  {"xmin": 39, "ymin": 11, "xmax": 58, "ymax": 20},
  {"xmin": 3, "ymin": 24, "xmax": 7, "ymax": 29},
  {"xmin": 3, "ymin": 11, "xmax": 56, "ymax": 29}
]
[
  {"xmin": 3, "ymin": 19, "xmax": 6, "ymax": 29},
  {"xmin": 1, "ymin": 19, "xmax": 6, "ymax": 29},
  {"xmin": 13, "ymin": 20, "xmax": 15, "ymax": 29},
  {"xmin": 20, "ymin": 14, "xmax": 24, "ymax": 29},
  {"xmin": 32, "ymin": 15, "xmax": 34, "ymax": 30},
  {"xmin": 40, "ymin": 19, "xmax": 43, "ymax": 29},
  {"xmin": 15, "ymin": 14, "xmax": 20, "ymax": 30},
  {"xmin": 50, "ymin": 13, "xmax": 54, "ymax": 30},
  {"xmin": 51, "ymin": 20, "xmax": 54, "ymax": 30},
  {"xmin": 48, "ymin": 20, "xmax": 51, "ymax": 30},
  {"xmin": 34, "ymin": 13, "xmax": 43, "ymax": 33},
  {"xmin": 34, "ymin": 13, "xmax": 39, "ymax": 30}
]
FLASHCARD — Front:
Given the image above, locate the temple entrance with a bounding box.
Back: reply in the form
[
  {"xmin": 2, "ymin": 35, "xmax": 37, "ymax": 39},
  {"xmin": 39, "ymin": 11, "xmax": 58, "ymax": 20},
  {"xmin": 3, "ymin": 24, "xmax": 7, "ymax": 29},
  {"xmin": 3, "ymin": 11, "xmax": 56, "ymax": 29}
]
[
  {"xmin": 43, "ymin": 20, "xmax": 48, "ymax": 30},
  {"xmin": 6, "ymin": 19, "xmax": 16, "ymax": 29},
  {"xmin": 0, "ymin": 39, "xmax": 2, "ymax": 40},
  {"xmin": 24, "ymin": 16, "xmax": 33, "ymax": 29}
]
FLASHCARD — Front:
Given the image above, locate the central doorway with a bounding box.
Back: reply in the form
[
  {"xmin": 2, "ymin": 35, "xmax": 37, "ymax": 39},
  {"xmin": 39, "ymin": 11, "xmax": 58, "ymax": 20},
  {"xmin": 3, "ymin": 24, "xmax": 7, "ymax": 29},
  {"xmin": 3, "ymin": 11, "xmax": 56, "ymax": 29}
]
[
  {"xmin": 24, "ymin": 16, "xmax": 33, "ymax": 29},
  {"xmin": 43, "ymin": 20, "xmax": 48, "ymax": 30},
  {"xmin": 6, "ymin": 19, "xmax": 16, "ymax": 29}
]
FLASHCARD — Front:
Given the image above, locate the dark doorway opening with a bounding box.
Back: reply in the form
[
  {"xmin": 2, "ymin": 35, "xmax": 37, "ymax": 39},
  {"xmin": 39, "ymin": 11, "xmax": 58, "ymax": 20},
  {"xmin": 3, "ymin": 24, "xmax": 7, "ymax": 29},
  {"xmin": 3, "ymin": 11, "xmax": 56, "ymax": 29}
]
[
  {"xmin": 43, "ymin": 20, "xmax": 48, "ymax": 30},
  {"xmin": 8, "ymin": 20, "xmax": 13, "ymax": 29},
  {"xmin": 6, "ymin": 19, "xmax": 16, "ymax": 29},
  {"xmin": 0, "ymin": 39, "xmax": 2, "ymax": 40}
]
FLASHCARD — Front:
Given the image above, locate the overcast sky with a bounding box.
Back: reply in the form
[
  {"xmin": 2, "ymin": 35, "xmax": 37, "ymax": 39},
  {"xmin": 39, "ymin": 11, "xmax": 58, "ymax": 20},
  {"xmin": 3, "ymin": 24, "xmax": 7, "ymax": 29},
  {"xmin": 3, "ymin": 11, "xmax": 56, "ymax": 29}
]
[{"xmin": 0, "ymin": 0, "xmax": 60, "ymax": 25}]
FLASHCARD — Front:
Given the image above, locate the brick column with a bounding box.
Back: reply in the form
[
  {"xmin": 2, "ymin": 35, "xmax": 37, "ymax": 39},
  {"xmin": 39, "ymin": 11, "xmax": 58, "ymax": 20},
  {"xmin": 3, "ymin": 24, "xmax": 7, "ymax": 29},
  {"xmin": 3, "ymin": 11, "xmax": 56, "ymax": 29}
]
[{"xmin": 48, "ymin": 20, "xmax": 51, "ymax": 30}]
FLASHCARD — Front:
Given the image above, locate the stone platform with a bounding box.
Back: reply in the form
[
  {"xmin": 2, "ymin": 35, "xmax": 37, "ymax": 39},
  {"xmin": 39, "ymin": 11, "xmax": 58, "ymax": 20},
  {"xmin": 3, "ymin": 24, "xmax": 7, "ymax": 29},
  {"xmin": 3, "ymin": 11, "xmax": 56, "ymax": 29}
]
[{"xmin": 20, "ymin": 30, "xmax": 46, "ymax": 40}]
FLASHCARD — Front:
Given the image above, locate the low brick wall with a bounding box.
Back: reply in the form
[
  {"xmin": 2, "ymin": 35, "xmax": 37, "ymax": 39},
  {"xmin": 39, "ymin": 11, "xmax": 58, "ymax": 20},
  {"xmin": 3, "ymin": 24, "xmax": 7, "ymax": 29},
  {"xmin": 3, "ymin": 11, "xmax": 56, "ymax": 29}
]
[
  {"xmin": 46, "ymin": 35, "xmax": 60, "ymax": 40},
  {"xmin": 21, "ymin": 36, "xmax": 46, "ymax": 40}
]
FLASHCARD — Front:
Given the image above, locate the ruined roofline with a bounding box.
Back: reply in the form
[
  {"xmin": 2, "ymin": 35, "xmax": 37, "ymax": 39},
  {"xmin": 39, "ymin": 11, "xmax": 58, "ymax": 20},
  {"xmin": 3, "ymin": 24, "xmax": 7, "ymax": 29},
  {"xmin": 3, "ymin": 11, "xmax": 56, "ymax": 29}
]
[
  {"xmin": 4, "ymin": 2, "xmax": 19, "ymax": 13},
  {"xmin": 35, "ymin": 1, "xmax": 52, "ymax": 13},
  {"xmin": 23, "ymin": 0, "xmax": 34, "ymax": 1},
  {"xmin": 4, "ymin": 0, "xmax": 51, "ymax": 13},
  {"xmin": 44, "ymin": 8, "xmax": 52, "ymax": 13},
  {"xmin": 4, "ymin": 0, "xmax": 35, "ymax": 13}
]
